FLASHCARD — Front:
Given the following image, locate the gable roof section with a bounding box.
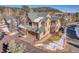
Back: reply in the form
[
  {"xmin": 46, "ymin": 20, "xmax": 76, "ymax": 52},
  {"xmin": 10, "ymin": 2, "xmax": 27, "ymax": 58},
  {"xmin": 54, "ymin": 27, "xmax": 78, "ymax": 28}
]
[{"xmin": 28, "ymin": 12, "xmax": 48, "ymax": 22}]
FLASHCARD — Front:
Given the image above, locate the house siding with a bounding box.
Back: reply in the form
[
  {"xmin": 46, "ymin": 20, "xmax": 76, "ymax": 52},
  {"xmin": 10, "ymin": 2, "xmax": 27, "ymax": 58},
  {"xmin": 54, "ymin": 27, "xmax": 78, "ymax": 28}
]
[{"xmin": 39, "ymin": 18, "xmax": 51, "ymax": 40}]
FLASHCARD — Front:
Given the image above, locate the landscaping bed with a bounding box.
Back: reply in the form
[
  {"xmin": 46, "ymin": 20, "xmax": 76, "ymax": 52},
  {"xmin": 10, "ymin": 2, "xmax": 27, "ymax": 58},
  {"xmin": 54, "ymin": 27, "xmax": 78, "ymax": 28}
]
[{"xmin": 43, "ymin": 32, "xmax": 63, "ymax": 44}]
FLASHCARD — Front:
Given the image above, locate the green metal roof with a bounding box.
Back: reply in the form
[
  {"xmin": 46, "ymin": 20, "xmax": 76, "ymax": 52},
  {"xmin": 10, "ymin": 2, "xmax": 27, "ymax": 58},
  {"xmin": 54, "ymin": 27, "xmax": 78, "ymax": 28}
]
[
  {"xmin": 28, "ymin": 12, "xmax": 48, "ymax": 22},
  {"xmin": 26, "ymin": 25, "xmax": 45, "ymax": 33}
]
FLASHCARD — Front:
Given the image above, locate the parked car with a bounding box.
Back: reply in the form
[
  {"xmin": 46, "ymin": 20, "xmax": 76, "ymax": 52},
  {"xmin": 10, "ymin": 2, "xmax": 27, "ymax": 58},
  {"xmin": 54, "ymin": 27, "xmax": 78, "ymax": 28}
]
[
  {"xmin": 65, "ymin": 24, "xmax": 79, "ymax": 46},
  {"xmin": 66, "ymin": 25, "xmax": 79, "ymax": 40}
]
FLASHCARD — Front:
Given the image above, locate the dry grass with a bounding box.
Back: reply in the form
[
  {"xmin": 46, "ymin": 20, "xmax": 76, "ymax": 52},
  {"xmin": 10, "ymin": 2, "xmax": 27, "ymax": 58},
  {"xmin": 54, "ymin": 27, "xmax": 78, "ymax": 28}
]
[{"xmin": 43, "ymin": 32, "xmax": 63, "ymax": 44}]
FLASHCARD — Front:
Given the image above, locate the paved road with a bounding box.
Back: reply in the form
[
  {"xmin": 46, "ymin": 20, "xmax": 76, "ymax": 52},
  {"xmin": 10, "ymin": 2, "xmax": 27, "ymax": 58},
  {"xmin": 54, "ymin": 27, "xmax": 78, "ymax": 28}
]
[{"xmin": 68, "ymin": 42, "xmax": 79, "ymax": 53}]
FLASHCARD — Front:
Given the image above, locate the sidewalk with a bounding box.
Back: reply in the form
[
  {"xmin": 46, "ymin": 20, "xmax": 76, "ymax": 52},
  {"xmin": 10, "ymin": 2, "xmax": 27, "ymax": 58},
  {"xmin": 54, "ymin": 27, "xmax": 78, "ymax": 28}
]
[{"xmin": 36, "ymin": 40, "xmax": 70, "ymax": 53}]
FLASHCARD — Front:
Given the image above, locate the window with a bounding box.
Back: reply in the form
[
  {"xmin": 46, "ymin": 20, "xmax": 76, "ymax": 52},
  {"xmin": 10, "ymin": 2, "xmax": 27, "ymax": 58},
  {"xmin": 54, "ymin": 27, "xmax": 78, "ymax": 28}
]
[{"xmin": 29, "ymin": 22, "xmax": 32, "ymax": 26}]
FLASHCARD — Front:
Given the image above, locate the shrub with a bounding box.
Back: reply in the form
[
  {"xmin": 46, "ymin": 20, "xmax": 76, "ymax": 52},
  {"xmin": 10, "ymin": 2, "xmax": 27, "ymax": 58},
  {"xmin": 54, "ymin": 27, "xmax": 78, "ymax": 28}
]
[{"xmin": 7, "ymin": 39, "xmax": 26, "ymax": 53}]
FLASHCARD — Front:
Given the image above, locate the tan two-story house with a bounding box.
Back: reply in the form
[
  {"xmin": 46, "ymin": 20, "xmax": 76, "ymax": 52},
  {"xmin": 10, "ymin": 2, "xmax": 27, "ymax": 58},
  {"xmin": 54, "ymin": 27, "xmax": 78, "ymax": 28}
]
[{"xmin": 18, "ymin": 12, "xmax": 51, "ymax": 41}]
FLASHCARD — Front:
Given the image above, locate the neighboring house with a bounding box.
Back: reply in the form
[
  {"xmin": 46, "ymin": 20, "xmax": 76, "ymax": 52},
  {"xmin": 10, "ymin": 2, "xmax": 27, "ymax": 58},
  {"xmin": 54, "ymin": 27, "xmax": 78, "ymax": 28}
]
[
  {"xmin": 64, "ymin": 15, "xmax": 72, "ymax": 23},
  {"xmin": 50, "ymin": 15, "xmax": 61, "ymax": 33},
  {"xmin": 17, "ymin": 12, "xmax": 28, "ymax": 35},
  {"xmin": 0, "ymin": 16, "xmax": 19, "ymax": 32}
]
